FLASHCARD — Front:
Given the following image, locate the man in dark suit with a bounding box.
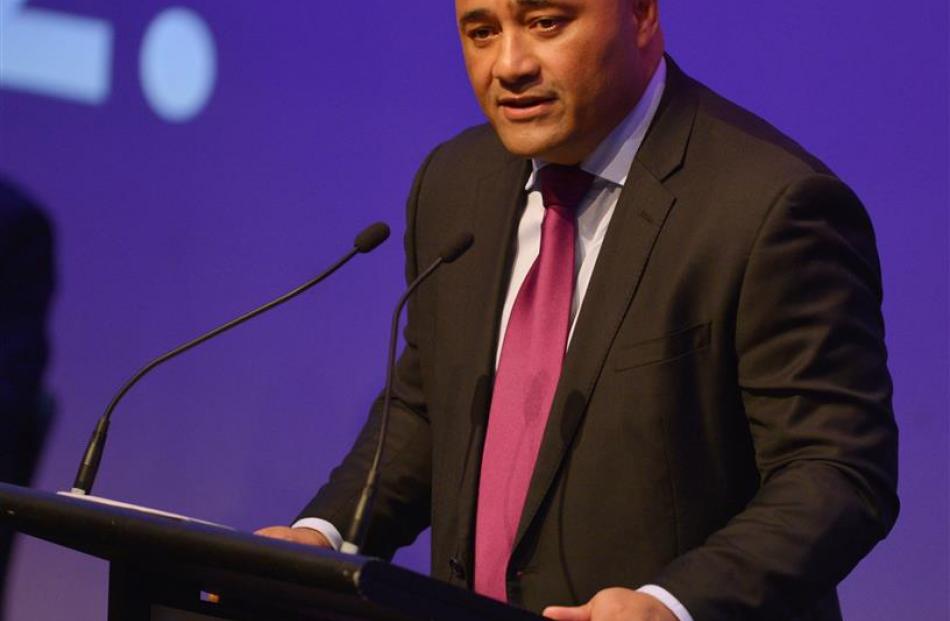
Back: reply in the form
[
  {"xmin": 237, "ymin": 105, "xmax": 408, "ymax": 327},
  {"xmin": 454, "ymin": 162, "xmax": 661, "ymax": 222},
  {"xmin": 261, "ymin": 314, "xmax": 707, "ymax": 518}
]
[
  {"xmin": 0, "ymin": 180, "xmax": 55, "ymax": 620},
  {"xmin": 259, "ymin": 1, "xmax": 898, "ymax": 619}
]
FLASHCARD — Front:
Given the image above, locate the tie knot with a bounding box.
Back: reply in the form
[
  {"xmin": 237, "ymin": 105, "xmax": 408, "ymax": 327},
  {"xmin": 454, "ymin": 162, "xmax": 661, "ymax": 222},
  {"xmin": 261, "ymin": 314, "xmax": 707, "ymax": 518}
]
[{"xmin": 538, "ymin": 164, "xmax": 595, "ymax": 214}]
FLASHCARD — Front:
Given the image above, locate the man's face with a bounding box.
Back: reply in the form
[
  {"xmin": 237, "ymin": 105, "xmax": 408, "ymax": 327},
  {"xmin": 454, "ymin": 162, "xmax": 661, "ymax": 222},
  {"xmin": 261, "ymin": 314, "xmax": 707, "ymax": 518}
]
[{"xmin": 456, "ymin": 0, "xmax": 656, "ymax": 164}]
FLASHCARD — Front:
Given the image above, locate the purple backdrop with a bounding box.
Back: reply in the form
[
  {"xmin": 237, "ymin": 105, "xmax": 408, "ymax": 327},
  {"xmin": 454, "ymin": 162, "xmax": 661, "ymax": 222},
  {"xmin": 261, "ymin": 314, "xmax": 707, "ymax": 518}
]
[{"xmin": 1, "ymin": 1, "xmax": 946, "ymax": 619}]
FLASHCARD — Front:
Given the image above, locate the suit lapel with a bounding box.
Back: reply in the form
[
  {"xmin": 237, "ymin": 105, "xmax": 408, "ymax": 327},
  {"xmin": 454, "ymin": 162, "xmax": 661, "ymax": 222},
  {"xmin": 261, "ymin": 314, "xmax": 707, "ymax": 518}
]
[{"xmin": 512, "ymin": 60, "xmax": 700, "ymax": 553}]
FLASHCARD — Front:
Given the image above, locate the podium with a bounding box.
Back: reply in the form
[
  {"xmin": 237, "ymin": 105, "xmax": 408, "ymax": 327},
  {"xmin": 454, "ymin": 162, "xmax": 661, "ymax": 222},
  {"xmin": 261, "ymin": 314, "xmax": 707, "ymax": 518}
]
[{"xmin": 0, "ymin": 483, "xmax": 541, "ymax": 620}]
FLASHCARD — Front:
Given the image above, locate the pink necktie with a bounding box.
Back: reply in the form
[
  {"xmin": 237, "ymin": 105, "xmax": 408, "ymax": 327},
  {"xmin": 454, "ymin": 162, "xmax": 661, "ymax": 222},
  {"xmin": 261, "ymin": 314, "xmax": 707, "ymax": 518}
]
[{"xmin": 474, "ymin": 165, "xmax": 595, "ymax": 601}]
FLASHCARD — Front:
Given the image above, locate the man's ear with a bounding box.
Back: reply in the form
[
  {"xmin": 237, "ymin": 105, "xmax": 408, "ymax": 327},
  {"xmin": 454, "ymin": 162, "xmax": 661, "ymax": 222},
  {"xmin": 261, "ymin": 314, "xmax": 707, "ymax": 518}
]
[{"xmin": 632, "ymin": 0, "xmax": 661, "ymax": 49}]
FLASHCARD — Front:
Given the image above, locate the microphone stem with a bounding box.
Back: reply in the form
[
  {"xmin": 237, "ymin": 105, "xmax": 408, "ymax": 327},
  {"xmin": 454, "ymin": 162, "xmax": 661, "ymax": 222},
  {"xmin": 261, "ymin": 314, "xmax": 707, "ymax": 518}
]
[
  {"xmin": 71, "ymin": 246, "xmax": 361, "ymax": 495},
  {"xmin": 343, "ymin": 257, "xmax": 444, "ymax": 554}
]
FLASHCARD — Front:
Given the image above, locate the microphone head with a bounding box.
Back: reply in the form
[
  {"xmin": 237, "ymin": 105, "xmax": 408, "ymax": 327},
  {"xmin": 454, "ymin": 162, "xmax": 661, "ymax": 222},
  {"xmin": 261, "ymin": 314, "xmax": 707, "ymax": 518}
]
[
  {"xmin": 440, "ymin": 232, "xmax": 474, "ymax": 263},
  {"xmin": 354, "ymin": 222, "xmax": 391, "ymax": 253}
]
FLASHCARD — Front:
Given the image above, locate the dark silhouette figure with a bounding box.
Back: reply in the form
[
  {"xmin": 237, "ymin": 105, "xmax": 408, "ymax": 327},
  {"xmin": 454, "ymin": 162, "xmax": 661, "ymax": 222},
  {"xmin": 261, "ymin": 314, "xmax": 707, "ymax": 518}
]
[{"xmin": 0, "ymin": 179, "xmax": 55, "ymax": 620}]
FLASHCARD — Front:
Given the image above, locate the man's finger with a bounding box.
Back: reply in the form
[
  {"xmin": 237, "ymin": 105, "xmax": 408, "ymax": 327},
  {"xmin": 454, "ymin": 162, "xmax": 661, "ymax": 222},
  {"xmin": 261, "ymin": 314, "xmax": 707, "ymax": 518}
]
[
  {"xmin": 255, "ymin": 526, "xmax": 295, "ymax": 540},
  {"xmin": 254, "ymin": 526, "xmax": 332, "ymax": 547},
  {"xmin": 542, "ymin": 605, "xmax": 591, "ymax": 621}
]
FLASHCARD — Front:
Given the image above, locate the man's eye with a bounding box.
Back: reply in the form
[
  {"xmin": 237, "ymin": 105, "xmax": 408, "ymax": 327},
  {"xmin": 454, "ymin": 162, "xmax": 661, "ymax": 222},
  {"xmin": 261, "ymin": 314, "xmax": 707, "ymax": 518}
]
[
  {"xmin": 468, "ymin": 26, "xmax": 495, "ymax": 41},
  {"xmin": 532, "ymin": 17, "xmax": 566, "ymax": 32}
]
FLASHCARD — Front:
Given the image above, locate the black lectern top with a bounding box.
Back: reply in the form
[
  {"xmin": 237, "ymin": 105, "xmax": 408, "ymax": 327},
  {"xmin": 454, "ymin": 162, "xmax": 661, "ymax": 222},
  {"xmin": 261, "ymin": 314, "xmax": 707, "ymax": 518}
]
[{"xmin": 0, "ymin": 482, "xmax": 542, "ymax": 621}]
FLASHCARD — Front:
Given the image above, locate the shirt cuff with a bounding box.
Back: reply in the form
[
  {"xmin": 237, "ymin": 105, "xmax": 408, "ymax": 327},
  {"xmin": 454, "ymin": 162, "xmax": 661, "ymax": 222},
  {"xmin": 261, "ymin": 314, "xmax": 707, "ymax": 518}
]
[
  {"xmin": 637, "ymin": 584, "xmax": 693, "ymax": 621},
  {"xmin": 291, "ymin": 517, "xmax": 343, "ymax": 551}
]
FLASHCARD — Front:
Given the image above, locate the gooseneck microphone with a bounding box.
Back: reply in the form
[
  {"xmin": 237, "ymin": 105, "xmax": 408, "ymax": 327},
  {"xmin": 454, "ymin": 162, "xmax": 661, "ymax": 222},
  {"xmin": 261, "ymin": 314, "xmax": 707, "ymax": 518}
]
[
  {"xmin": 342, "ymin": 231, "xmax": 474, "ymax": 555},
  {"xmin": 70, "ymin": 222, "xmax": 391, "ymax": 496}
]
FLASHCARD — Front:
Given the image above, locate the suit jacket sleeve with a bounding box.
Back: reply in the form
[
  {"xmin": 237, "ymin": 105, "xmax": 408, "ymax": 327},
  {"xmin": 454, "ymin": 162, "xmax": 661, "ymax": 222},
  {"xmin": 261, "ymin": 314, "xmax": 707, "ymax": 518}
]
[
  {"xmin": 652, "ymin": 175, "xmax": 899, "ymax": 619},
  {"xmin": 295, "ymin": 148, "xmax": 441, "ymax": 559}
]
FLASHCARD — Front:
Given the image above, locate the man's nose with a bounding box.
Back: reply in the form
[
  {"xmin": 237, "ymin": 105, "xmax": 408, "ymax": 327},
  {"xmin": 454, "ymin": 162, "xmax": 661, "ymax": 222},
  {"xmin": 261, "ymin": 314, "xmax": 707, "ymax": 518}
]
[{"xmin": 492, "ymin": 33, "xmax": 540, "ymax": 90}]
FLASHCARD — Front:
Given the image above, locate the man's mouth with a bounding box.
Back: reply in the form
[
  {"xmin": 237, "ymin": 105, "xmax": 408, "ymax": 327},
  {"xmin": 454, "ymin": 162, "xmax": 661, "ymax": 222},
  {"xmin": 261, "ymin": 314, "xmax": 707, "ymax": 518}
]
[{"xmin": 497, "ymin": 95, "xmax": 557, "ymax": 121}]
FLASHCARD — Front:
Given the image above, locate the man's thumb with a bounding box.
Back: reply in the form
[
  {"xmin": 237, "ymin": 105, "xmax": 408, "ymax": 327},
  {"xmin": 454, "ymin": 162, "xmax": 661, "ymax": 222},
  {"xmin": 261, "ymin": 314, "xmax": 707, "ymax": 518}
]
[{"xmin": 542, "ymin": 604, "xmax": 591, "ymax": 621}]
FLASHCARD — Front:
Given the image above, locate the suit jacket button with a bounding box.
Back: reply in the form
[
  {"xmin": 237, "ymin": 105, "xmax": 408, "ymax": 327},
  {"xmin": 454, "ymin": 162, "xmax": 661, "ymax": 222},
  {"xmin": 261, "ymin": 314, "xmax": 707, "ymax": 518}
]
[{"xmin": 448, "ymin": 557, "xmax": 466, "ymax": 580}]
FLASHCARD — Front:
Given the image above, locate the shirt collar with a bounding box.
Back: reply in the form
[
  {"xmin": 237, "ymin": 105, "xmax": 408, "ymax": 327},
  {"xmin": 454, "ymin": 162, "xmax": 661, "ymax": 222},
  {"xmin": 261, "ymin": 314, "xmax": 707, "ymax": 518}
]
[{"xmin": 525, "ymin": 57, "xmax": 667, "ymax": 190}]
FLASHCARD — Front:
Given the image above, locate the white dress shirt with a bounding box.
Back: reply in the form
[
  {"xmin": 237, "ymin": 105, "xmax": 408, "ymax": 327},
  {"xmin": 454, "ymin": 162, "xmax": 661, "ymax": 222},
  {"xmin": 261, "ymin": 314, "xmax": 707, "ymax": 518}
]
[{"xmin": 296, "ymin": 59, "xmax": 692, "ymax": 621}]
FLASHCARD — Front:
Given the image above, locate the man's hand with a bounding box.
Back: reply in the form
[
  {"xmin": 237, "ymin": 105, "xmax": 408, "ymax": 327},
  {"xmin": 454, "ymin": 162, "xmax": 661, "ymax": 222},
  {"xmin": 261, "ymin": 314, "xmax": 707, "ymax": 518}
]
[
  {"xmin": 543, "ymin": 588, "xmax": 677, "ymax": 621},
  {"xmin": 254, "ymin": 526, "xmax": 333, "ymax": 548}
]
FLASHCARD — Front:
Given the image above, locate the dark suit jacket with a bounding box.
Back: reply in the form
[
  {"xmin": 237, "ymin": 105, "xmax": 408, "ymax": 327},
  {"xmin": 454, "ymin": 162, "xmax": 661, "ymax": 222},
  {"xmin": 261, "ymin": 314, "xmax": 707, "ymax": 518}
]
[{"xmin": 300, "ymin": 60, "xmax": 898, "ymax": 620}]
